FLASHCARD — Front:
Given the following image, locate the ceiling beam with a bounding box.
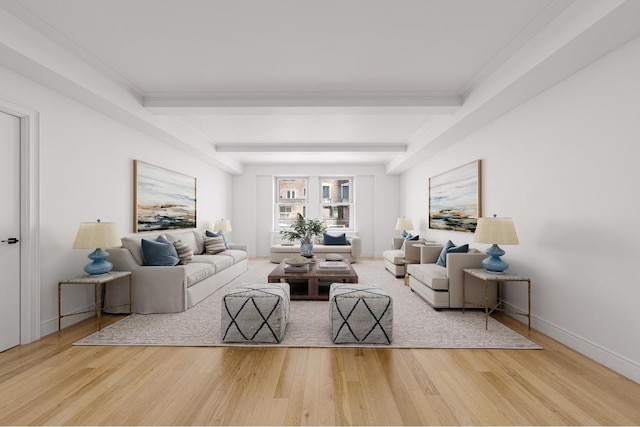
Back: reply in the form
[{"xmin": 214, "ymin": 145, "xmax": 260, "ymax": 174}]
[
  {"xmin": 215, "ymin": 143, "xmax": 407, "ymax": 153},
  {"xmin": 144, "ymin": 92, "xmax": 461, "ymax": 110}
]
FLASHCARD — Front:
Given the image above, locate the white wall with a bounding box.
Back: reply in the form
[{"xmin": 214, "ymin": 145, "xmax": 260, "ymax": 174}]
[
  {"xmin": 233, "ymin": 164, "xmax": 400, "ymax": 258},
  {"xmin": 0, "ymin": 65, "xmax": 232, "ymax": 337},
  {"xmin": 401, "ymin": 36, "xmax": 640, "ymax": 382}
]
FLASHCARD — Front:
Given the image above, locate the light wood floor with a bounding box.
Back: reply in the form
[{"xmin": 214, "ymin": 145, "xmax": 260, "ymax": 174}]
[{"xmin": 1, "ymin": 313, "xmax": 639, "ymax": 425}]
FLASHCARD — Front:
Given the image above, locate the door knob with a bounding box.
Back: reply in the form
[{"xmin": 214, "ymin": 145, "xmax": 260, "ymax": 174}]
[{"xmin": 1, "ymin": 237, "xmax": 19, "ymax": 244}]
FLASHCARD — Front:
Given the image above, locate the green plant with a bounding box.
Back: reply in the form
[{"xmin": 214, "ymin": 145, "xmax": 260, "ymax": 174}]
[{"xmin": 280, "ymin": 213, "xmax": 327, "ymax": 243}]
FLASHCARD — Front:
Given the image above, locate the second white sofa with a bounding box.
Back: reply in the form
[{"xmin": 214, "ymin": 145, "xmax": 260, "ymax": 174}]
[{"xmin": 407, "ymin": 245, "xmax": 497, "ymax": 309}]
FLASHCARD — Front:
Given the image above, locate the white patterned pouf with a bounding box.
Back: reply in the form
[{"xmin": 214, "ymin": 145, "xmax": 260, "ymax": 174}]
[
  {"xmin": 222, "ymin": 283, "xmax": 290, "ymax": 343},
  {"xmin": 329, "ymin": 283, "xmax": 393, "ymax": 344}
]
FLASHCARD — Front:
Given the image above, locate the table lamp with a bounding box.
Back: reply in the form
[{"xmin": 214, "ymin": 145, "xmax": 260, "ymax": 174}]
[
  {"xmin": 73, "ymin": 220, "xmax": 122, "ymax": 275},
  {"xmin": 395, "ymin": 217, "xmax": 414, "ymax": 238},
  {"xmin": 213, "ymin": 219, "xmax": 232, "ymax": 232},
  {"xmin": 473, "ymin": 214, "xmax": 519, "ymax": 273}
]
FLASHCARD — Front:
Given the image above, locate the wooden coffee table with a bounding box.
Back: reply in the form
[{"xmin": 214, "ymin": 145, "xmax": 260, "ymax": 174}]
[{"xmin": 268, "ymin": 260, "xmax": 358, "ymax": 300}]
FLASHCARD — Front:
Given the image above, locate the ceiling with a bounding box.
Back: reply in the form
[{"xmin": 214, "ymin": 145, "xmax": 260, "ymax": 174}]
[{"xmin": 3, "ymin": 0, "xmax": 639, "ymax": 172}]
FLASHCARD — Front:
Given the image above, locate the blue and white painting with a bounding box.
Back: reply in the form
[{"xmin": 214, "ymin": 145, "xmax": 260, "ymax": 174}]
[
  {"xmin": 135, "ymin": 161, "xmax": 196, "ymax": 232},
  {"xmin": 429, "ymin": 160, "xmax": 481, "ymax": 232}
]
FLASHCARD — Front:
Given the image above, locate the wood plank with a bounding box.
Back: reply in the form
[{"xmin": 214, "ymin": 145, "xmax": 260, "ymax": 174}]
[{"xmin": 0, "ymin": 311, "xmax": 639, "ymax": 425}]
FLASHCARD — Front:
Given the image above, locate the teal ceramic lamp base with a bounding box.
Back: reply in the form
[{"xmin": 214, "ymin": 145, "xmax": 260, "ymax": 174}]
[
  {"xmin": 84, "ymin": 248, "xmax": 113, "ymax": 275},
  {"xmin": 482, "ymin": 244, "xmax": 509, "ymax": 273}
]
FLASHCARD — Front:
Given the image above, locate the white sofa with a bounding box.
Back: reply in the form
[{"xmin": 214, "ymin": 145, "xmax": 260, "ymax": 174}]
[
  {"xmin": 382, "ymin": 237, "xmax": 430, "ymax": 277},
  {"xmin": 270, "ymin": 235, "xmax": 361, "ymax": 263},
  {"xmin": 104, "ymin": 230, "xmax": 248, "ymax": 314},
  {"xmin": 407, "ymin": 245, "xmax": 497, "ymax": 309}
]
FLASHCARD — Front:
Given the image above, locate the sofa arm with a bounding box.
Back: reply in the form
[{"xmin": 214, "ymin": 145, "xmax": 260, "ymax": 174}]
[
  {"xmin": 108, "ymin": 247, "xmax": 141, "ymax": 271},
  {"xmin": 446, "ymin": 250, "xmax": 487, "ymax": 307},
  {"xmin": 404, "ymin": 239, "xmax": 427, "ymax": 262},
  {"xmin": 392, "ymin": 237, "xmax": 404, "ymax": 250},
  {"xmin": 105, "ymin": 247, "xmax": 188, "ymax": 314},
  {"xmin": 419, "ymin": 245, "xmax": 443, "ymax": 264},
  {"xmin": 348, "ymin": 236, "xmax": 362, "ymax": 258},
  {"xmin": 229, "ymin": 243, "xmax": 248, "ymax": 252}
]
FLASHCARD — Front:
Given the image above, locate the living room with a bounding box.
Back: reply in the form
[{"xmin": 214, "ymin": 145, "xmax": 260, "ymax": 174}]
[{"xmin": 1, "ymin": 0, "xmax": 639, "ymax": 424}]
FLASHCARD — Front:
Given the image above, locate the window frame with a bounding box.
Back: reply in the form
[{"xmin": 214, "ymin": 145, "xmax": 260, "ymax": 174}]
[{"xmin": 274, "ymin": 176, "xmax": 354, "ymax": 231}]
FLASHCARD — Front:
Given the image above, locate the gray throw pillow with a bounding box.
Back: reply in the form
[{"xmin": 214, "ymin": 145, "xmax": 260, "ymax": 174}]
[{"xmin": 141, "ymin": 236, "xmax": 179, "ymax": 266}]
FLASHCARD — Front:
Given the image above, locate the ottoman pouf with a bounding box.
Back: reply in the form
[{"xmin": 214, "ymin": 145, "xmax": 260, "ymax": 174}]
[
  {"xmin": 222, "ymin": 283, "xmax": 290, "ymax": 343},
  {"xmin": 329, "ymin": 283, "xmax": 393, "ymax": 344}
]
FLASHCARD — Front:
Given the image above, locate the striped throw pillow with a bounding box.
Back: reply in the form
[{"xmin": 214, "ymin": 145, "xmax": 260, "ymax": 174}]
[
  {"xmin": 173, "ymin": 240, "xmax": 193, "ymax": 264},
  {"xmin": 204, "ymin": 236, "xmax": 226, "ymax": 254}
]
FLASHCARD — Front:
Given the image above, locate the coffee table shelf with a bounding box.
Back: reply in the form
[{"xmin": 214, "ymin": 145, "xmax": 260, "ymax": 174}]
[{"xmin": 268, "ymin": 260, "xmax": 358, "ymax": 300}]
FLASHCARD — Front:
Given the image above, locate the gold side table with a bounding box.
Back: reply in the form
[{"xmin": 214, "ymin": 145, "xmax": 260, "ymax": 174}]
[
  {"xmin": 462, "ymin": 268, "xmax": 531, "ymax": 330},
  {"xmin": 58, "ymin": 271, "xmax": 132, "ymax": 331}
]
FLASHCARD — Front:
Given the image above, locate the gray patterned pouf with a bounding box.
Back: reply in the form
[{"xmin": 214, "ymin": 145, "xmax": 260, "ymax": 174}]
[
  {"xmin": 329, "ymin": 283, "xmax": 393, "ymax": 344},
  {"xmin": 222, "ymin": 283, "xmax": 290, "ymax": 343}
]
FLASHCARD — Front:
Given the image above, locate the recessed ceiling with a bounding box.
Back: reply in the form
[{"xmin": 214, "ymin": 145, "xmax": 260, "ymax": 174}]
[{"xmin": 3, "ymin": 0, "xmax": 569, "ymax": 168}]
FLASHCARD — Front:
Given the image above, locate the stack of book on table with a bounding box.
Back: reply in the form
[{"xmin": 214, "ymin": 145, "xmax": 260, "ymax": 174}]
[
  {"xmin": 317, "ymin": 261, "xmax": 350, "ymax": 273},
  {"xmin": 284, "ymin": 264, "xmax": 310, "ymax": 273}
]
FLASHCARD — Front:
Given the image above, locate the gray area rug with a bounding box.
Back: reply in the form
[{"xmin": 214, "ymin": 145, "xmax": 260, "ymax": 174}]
[{"xmin": 76, "ymin": 260, "xmax": 541, "ymax": 349}]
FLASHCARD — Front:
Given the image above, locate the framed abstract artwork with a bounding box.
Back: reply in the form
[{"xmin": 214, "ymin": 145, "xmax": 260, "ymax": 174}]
[
  {"xmin": 429, "ymin": 160, "xmax": 481, "ymax": 233},
  {"xmin": 134, "ymin": 160, "xmax": 197, "ymax": 232}
]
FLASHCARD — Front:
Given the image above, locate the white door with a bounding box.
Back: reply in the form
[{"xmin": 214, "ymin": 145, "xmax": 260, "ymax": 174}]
[{"xmin": 0, "ymin": 111, "xmax": 21, "ymax": 352}]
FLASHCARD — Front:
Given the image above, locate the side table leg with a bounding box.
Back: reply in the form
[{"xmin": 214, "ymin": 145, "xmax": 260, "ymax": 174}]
[
  {"xmin": 485, "ymin": 281, "xmax": 489, "ymax": 330},
  {"xmin": 58, "ymin": 282, "xmax": 62, "ymax": 332},
  {"xmin": 462, "ymin": 272, "xmax": 466, "ymax": 313},
  {"xmin": 95, "ymin": 283, "xmax": 102, "ymax": 331},
  {"xmin": 528, "ymin": 280, "xmax": 531, "ymax": 330}
]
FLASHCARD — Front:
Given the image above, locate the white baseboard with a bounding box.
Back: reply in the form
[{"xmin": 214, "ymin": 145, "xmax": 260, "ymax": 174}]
[
  {"xmin": 41, "ymin": 304, "xmax": 96, "ymax": 337},
  {"xmin": 502, "ymin": 301, "xmax": 639, "ymax": 384}
]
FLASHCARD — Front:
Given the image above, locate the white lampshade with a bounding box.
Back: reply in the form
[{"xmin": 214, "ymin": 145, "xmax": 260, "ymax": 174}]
[
  {"xmin": 214, "ymin": 219, "xmax": 232, "ymax": 232},
  {"xmin": 473, "ymin": 216, "xmax": 519, "ymax": 245},
  {"xmin": 73, "ymin": 221, "xmax": 122, "ymax": 249},
  {"xmin": 395, "ymin": 217, "xmax": 414, "ymax": 231}
]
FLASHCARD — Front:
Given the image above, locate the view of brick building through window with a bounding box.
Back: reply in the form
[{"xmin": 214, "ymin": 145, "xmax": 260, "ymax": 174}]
[
  {"xmin": 275, "ymin": 177, "xmax": 352, "ymax": 230},
  {"xmin": 320, "ymin": 178, "xmax": 350, "ymax": 228}
]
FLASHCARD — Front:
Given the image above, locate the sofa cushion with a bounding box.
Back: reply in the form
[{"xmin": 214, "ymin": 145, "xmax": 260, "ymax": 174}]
[
  {"xmin": 122, "ymin": 235, "xmax": 166, "ymax": 266},
  {"xmin": 383, "ymin": 249, "xmax": 405, "ymax": 264},
  {"xmin": 218, "ymin": 249, "xmax": 248, "ymax": 263},
  {"xmin": 141, "ymin": 236, "xmax": 179, "ymax": 266},
  {"xmin": 191, "ymin": 254, "xmax": 234, "ymax": 272},
  {"xmin": 323, "ymin": 233, "xmax": 348, "ymax": 245},
  {"xmin": 312, "ymin": 245, "xmax": 353, "ymax": 253},
  {"xmin": 165, "ymin": 231, "xmax": 200, "ymax": 255},
  {"xmin": 173, "ymin": 240, "xmax": 194, "ymax": 264},
  {"xmin": 204, "ymin": 236, "xmax": 226, "ymax": 254},
  {"xmin": 206, "ymin": 230, "xmax": 229, "ymax": 249},
  {"xmin": 408, "ymin": 263, "xmax": 449, "ymax": 290},
  {"xmin": 183, "ymin": 263, "xmax": 216, "ymax": 287}
]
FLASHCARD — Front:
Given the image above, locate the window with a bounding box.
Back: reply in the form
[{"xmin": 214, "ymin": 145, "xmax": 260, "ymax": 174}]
[
  {"xmin": 275, "ymin": 176, "xmax": 354, "ymax": 230},
  {"xmin": 320, "ymin": 177, "xmax": 352, "ymax": 229},
  {"xmin": 275, "ymin": 178, "xmax": 307, "ymax": 228}
]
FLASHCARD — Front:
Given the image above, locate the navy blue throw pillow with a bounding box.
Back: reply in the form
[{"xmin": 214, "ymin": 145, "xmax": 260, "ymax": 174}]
[
  {"xmin": 206, "ymin": 230, "xmax": 229, "ymax": 249},
  {"xmin": 141, "ymin": 237, "xmax": 179, "ymax": 266},
  {"xmin": 436, "ymin": 240, "xmax": 455, "ymax": 267},
  {"xmin": 323, "ymin": 233, "xmax": 349, "ymax": 245},
  {"xmin": 436, "ymin": 241, "xmax": 469, "ymax": 267}
]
